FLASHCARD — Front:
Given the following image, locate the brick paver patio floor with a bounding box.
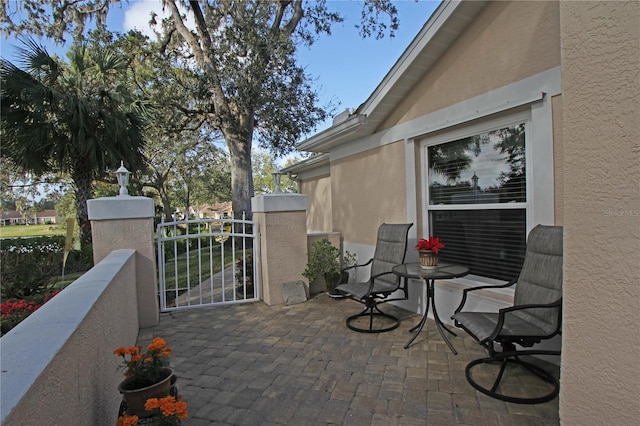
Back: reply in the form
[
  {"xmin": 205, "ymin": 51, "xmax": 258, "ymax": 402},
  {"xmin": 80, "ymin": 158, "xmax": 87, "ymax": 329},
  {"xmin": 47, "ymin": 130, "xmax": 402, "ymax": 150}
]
[{"xmin": 137, "ymin": 293, "xmax": 560, "ymax": 425}]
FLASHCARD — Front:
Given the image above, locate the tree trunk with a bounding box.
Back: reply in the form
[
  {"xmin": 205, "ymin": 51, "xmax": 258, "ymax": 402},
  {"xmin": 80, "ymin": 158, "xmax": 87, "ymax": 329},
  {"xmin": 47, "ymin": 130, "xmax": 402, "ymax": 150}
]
[
  {"xmin": 227, "ymin": 133, "xmax": 254, "ymax": 219},
  {"xmin": 71, "ymin": 162, "xmax": 95, "ymax": 247}
]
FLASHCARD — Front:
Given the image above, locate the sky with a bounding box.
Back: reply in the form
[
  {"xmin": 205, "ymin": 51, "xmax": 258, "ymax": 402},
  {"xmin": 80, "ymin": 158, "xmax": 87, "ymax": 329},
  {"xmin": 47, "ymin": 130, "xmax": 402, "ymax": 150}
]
[{"xmin": 2, "ymin": 0, "xmax": 439, "ymax": 133}]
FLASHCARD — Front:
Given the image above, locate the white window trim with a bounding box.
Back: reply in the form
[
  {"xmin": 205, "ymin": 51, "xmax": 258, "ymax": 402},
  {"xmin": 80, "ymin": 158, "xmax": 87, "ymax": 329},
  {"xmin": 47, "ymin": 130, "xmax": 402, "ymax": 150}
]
[
  {"xmin": 409, "ymin": 101, "xmax": 555, "ymax": 290},
  {"xmin": 420, "ymin": 110, "xmax": 530, "ymax": 215}
]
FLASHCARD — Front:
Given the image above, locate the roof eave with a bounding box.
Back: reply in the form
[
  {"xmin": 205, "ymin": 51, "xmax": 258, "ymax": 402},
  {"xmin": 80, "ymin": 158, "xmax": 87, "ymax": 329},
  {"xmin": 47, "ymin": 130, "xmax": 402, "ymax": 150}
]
[
  {"xmin": 295, "ymin": 0, "xmax": 488, "ymax": 154},
  {"xmin": 296, "ymin": 114, "xmax": 367, "ymax": 153}
]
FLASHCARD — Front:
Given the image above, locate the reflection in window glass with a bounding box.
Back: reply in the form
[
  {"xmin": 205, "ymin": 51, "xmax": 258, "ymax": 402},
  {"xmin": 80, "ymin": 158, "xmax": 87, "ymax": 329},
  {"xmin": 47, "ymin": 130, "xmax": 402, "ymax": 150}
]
[
  {"xmin": 425, "ymin": 123, "xmax": 527, "ymax": 281},
  {"xmin": 428, "ymin": 124, "xmax": 526, "ymax": 205}
]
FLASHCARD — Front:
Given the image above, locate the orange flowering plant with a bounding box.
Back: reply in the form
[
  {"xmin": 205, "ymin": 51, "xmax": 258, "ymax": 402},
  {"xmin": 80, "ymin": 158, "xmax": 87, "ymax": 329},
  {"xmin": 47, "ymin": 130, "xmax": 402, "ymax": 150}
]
[
  {"xmin": 114, "ymin": 337, "xmax": 172, "ymax": 388},
  {"xmin": 415, "ymin": 237, "xmax": 445, "ymax": 254},
  {"xmin": 116, "ymin": 395, "xmax": 188, "ymax": 426}
]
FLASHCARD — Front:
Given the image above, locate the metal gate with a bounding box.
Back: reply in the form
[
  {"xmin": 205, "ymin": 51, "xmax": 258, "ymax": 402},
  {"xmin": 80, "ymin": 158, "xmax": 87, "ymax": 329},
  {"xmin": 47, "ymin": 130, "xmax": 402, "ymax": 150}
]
[{"xmin": 156, "ymin": 213, "xmax": 259, "ymax": 312}]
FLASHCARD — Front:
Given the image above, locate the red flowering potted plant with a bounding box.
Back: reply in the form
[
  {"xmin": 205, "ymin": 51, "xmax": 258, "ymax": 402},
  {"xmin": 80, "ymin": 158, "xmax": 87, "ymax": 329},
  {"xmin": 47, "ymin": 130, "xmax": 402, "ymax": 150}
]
[
  {"xmin": 114, "ymin": 338, "xmax": 175, "ymax": 418},
  {"xmin": 415, "ymin": 237, "xmax": 445, "ymax": 269}
]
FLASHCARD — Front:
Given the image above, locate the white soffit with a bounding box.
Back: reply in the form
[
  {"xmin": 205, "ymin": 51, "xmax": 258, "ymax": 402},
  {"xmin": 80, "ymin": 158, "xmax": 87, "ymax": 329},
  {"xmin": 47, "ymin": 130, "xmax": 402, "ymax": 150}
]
[{"xmin": 297, "ymin": 0, "xmax": 488, "ymax": 153}]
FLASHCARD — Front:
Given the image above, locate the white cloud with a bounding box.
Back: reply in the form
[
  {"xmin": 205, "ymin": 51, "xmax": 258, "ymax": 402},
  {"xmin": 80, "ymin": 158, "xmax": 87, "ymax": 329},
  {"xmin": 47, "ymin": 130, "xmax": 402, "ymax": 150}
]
[
  {"xmin": 123, "ymin": 0, "xmax": 195, "ymax": 39},
  {"xmin": 123, "ymin": 0, "xmax": 166, "ymax": 38}
]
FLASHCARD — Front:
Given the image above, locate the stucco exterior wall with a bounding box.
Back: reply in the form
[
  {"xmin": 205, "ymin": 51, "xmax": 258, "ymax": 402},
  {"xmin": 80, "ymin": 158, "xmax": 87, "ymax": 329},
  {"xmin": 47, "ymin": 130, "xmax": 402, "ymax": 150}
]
[
  {"xmin": 331, "ymin": 142, "xmax": 407, "ymax": 245},
  {"xmin": 1, "ymin": 250, "xmax": 139, "ymax": 426},
  {"xmin": 559, "ymin": 1, "xmax": 640, "ymax": 423},
  {"xmin": 381, "ymin": 0, "xmax": 561, "ymax": 130},
  {"xmin": 89, "ymin": 197, "xmax": 159, "ymax": 328},
  {"xmin": 300, "ymin": 174, "xmax": 333, "ymax": 232},
  {"xmin": 253, "ymin": 197, "xmax": 309, "ymax": 305}
]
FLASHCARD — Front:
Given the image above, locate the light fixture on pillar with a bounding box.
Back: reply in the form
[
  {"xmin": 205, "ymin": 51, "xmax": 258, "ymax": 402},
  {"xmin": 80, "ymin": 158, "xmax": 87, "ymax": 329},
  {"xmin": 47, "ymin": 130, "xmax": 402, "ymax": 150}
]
[
  {"xmin": 116, "ymin": 161, "xmax": 131, "ymax": 196},
  {"xmin": 272, "ymin": 169, "xmax": 282, "ymax": 193},
  {"xmin": 471, "ymin": 172, "xmax": 479, "ymax": 190}
]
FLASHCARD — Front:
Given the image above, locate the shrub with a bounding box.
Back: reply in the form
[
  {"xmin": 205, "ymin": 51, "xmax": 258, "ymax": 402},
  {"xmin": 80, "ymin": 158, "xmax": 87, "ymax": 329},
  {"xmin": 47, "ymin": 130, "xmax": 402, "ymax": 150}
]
[
  {"xmin": 0, "ymin": 236, "xmax": 92, "ymax": 299},
  {"xmin": 1, "ymin": 290, "xmax": 60, "ymax": 335}
]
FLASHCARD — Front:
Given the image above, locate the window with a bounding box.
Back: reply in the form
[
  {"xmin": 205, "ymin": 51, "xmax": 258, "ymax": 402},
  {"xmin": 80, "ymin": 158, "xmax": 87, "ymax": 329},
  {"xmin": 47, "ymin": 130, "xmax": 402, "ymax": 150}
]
[{"xmin": 423, "ymin": 120, "xmax": 528, "ymax": 281}]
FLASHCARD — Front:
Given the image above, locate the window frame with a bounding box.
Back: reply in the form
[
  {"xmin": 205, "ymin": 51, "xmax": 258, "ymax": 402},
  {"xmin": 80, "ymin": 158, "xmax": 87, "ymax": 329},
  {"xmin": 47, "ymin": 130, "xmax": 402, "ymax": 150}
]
[{"xmin": 419, "ymin": 111, "xmax": 535, "ymax": 283}]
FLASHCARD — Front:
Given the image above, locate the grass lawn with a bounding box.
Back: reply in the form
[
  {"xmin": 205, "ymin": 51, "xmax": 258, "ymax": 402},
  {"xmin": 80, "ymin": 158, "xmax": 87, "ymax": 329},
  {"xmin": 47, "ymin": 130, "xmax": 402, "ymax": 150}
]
[
  {"xmin": 0, "ymin": 224, "xmax": 66, "ymax": 238},
  {"xmin": 162, "ymin": 244, "xmax": 244, "ymax": 291}
]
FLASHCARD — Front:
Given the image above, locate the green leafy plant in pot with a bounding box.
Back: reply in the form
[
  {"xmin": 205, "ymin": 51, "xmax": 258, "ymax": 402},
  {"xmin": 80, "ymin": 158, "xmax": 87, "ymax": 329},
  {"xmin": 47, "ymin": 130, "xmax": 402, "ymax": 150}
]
[{"xmin": 303, "ymin": 239, "xmax": 356, "ymax": 295}]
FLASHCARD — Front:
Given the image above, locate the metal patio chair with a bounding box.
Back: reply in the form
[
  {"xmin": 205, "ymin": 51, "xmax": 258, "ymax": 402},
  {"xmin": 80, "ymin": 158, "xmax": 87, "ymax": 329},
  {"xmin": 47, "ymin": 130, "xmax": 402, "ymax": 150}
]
[
  {"xmin": 335, "ymin": 223, "xmax": 413, "ymax": 333},
  {"xmin": 451, "ymin": 224, "xmax": 563, "ymax": 404}
]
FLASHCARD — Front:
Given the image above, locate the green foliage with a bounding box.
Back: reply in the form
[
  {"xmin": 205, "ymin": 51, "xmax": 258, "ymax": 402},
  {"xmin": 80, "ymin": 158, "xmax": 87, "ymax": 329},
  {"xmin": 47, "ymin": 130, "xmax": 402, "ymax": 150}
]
[
  {"xmin": 1, "ymin": 35, "xmax": 149, "ymax": 244},
  {"xmin": 302, "ymin": 239, "xmax": 356, "ymax": 283},
  {"xmin": 0, "ymin": 236, "xmax": 93, "ymax": 299}
]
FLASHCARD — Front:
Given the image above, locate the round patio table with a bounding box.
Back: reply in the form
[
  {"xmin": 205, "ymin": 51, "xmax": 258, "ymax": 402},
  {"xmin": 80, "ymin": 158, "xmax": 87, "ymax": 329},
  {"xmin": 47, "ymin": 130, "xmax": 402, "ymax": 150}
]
[{"xmin": 392, "ymin": 262, "xmax": 469, "ymax": 353}]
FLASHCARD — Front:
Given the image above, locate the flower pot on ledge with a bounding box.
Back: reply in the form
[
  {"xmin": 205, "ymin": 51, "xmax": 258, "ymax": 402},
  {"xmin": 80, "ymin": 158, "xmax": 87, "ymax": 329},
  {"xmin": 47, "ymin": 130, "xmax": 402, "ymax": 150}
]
[{"xmin": 118, "ymin": 367, "xmax": 174, "ymax": 418}]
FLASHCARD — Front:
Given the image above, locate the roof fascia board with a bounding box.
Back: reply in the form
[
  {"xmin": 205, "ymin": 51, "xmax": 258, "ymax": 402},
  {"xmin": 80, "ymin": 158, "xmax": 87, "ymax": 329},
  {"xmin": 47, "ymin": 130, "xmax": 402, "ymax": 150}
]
[
  {"xmin": 296, "ymin": 114, "xmax": 366, "ymax": 152},
  {"xmin": 330, "ymin": 67, "xmax": 561, "ymax": 162},
  {"xmin": 281, "ymin": 153, "xmax": 330, "ymax": 175},
  {"xmin": 297, "ymin": 1, "xmax": 487, "ymax": 154},
  {"xmin": 359, "ymin": 0, "xmax": 470, "ymax": 116}
]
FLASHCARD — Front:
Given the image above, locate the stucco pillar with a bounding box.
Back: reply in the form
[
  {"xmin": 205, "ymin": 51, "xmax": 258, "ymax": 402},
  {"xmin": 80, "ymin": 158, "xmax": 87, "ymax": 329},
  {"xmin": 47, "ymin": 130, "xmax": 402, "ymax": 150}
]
[
  {"xmin": 251, "ymin": 194, "xmax": 308, "ymax": 306},
  {"xmin": 559, "ymin": 1, "xmax": 640, "ymax": 423},
  {"xmin": 87, "ymin": 196, "xmax": 159, "ymax": 327}
]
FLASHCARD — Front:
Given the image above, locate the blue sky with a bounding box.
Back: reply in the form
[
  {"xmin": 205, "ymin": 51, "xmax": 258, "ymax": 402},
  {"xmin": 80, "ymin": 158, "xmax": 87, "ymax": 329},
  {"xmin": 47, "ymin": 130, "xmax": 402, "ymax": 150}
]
[{"xmin": 2, "ymin": 1, "xmax": 439, "ymax": 133}]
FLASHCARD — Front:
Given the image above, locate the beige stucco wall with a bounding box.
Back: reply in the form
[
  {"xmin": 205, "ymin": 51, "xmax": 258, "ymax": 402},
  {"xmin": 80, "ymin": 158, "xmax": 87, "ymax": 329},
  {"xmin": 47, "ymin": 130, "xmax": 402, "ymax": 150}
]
[
  {"xmin": 300, "ymin": 174, "xmax": 333, "ymax": 231},
  {"xmin": 91, "ymin": 216, "xmax": 159, "ymax": 328},
  {"xmin": 1, "ymin": 250, "xmax": 139, "ymax": 426},
  {"xmin": 559, "ymin": 1, "xmax": 640, "ymax": 423},
  {"xmin": 253, "ymin": 204, "xmax": 309, "ymax": 305},
  {"xmin": 331, "ymin": 143, "xmax": 407, "ymax": 245},
  {"xmin": 381, "ymin": 0, "xmax": 561, "ymax": 130}
]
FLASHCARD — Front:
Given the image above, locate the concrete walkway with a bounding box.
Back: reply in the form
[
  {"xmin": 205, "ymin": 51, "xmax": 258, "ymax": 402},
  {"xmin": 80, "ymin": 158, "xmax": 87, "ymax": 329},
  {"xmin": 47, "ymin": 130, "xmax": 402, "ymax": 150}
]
[{"xmin": 137, "ymin": 294, "xmax": 560, "ymax": 425}]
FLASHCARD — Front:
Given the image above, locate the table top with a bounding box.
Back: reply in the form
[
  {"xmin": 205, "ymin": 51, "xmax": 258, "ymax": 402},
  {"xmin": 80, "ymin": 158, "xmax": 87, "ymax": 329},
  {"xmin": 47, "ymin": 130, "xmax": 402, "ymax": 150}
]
[{"xmin": 392, "ymin": 262, "xmax": 470, "ymax": 280}]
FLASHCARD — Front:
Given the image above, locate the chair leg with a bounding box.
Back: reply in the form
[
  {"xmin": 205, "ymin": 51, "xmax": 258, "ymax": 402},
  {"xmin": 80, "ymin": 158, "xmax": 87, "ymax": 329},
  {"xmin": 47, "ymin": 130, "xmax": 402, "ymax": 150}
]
[
  {"xmin": 465, "ymin": 351, "xmax": 560, "ymax": 404},
  {"xmin": 345, "ymin": 303, "xmax": 400, "ymax": 333}
]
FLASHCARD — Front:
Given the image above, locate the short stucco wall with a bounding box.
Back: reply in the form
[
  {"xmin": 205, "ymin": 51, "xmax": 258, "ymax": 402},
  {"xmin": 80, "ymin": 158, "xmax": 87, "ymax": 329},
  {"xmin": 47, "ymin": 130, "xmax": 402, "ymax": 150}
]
[{"xmin": 0, "ymin": 249, "xmax": 140, "ymax": 426}]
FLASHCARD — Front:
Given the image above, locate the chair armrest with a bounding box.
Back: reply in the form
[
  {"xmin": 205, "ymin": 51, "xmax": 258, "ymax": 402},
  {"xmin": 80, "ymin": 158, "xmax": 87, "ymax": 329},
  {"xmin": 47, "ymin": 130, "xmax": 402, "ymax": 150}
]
[
  {"xmin": 486, "ymin": 298, "xmax": 563, "ymax": 343},
  {"xmin": 453, "ymin": 280, "xmax": 517, "ymax": 315},
  {"xmin": 342, "ymin": 258, "xmax": 373, "ymax": 274}
]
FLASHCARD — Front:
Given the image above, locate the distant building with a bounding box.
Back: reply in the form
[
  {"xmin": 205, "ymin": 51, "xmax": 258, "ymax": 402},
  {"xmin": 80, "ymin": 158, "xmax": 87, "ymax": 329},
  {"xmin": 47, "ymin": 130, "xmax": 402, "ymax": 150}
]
[
  {"xmin": 185, "ymin": 202, "xmax": 233, "ymax": 220},
  {"xmin": 1, "ymin": 209, "xmax": 60, "ymax": 226}
]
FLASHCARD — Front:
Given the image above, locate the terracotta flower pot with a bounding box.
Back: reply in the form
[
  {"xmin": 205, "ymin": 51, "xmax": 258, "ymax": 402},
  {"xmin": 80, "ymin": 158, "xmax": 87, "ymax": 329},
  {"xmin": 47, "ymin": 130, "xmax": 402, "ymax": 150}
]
[{"xmin": 118, "ymin": 368, "xmax": 174, "ymax": 418}]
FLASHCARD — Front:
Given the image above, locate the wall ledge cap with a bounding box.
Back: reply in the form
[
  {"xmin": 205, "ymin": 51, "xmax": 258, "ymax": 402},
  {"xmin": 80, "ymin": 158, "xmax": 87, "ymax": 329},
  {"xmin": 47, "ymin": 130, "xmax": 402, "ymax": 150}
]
[
  {"xmin": 88, "ymin": 196, "xmax": 154, "ymax": 220},
  {"xmin": 252, "ymin": 194, "xmax": 307, "ymax": 213}
]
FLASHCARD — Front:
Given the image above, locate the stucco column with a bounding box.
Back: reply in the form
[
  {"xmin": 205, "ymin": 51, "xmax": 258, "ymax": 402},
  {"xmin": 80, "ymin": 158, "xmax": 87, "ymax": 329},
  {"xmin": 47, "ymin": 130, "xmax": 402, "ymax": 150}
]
[
  {"xmin": 252, "ymin": 194, "xmax": 308, "ymax": 306},
  {"xmin": 87, "ymin": 196, "xmax": 159, "ymax": 327}
]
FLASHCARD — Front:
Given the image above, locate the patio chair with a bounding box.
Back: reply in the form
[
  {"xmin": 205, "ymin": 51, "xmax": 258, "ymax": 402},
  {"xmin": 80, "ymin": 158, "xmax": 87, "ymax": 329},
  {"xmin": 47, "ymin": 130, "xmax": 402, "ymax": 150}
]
[
  {"xmin": 335, "ymin": 223, "xmax": 413, "ymax": 333},
  {"xmin": 451, "ymin": 224, "xmax": 563, "ymax": 404}
]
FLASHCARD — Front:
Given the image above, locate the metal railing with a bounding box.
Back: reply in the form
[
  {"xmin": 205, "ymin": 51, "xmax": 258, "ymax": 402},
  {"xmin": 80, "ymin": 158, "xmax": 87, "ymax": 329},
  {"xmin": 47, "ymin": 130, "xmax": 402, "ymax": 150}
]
[{"xmin": 156, "ymin": 212, "xmax": 259, "ymax": 311}]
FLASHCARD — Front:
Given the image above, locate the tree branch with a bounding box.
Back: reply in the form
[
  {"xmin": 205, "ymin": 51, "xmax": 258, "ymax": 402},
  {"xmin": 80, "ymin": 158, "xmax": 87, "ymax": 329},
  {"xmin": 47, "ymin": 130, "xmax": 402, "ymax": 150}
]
[{"xmin": 282, "ymin": 0, "xmax": 303, "ymax": 37}]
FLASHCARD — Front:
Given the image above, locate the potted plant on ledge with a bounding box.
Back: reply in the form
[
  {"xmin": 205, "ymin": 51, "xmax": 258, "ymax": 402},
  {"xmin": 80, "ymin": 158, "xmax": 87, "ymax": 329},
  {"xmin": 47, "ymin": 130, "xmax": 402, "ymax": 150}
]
[{"xmin": 303, "ymin": 239, "xmax": 356, "ymax": 297}]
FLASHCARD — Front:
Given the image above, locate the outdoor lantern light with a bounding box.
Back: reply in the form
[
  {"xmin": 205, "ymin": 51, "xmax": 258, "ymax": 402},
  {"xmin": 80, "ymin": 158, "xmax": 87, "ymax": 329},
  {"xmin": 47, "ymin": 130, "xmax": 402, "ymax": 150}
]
[
  {"xmin": 272, "ymin": 169, "xmax": 282, "ymax": 193},
  {"xmin": 116, "ymin": 161, "xmax": 131, "ymax": 196},
  {"xmin": 471, "ymin": 172, "xmax": 479, "ymax": 189}
]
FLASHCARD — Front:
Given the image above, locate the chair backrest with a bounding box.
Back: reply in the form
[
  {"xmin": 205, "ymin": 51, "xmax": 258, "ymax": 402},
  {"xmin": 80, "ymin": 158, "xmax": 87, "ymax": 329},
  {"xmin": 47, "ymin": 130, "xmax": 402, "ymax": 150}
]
[
  {"xmin": 370, "ymin": 223, "xmax": 413, "ymax": 290},
  {"xmin": 513, "ymin": 225, "xmax": 563, "ymax": 335}
]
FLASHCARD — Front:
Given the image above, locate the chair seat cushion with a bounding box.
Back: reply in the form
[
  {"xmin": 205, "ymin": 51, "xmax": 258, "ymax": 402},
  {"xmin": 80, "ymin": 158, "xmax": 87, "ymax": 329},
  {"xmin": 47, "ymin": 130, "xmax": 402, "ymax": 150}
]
[
  {"xmin": 452, "ymin": 311, "xmax": 549, "ymax": 344},
  {"xmin": 336, "ymin": 281, "xmax": 398, "ymax": 299}
]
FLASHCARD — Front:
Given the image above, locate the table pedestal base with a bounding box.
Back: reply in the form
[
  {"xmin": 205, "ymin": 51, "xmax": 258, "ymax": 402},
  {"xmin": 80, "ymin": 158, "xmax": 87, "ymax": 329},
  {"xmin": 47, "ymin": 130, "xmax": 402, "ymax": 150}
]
[{"xmin": 404, "ymin": 278, "xmax": 458, "ymax": 354}]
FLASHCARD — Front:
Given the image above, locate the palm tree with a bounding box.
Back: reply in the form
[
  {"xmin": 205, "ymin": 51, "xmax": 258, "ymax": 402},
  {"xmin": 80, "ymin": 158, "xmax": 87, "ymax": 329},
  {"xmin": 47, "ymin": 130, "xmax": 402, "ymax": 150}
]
[{"xmin": 1, "ymin": 38, "xmax": 147, "ymax": 245}]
